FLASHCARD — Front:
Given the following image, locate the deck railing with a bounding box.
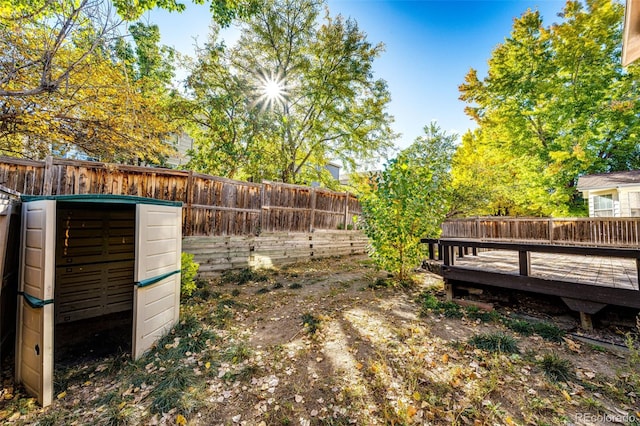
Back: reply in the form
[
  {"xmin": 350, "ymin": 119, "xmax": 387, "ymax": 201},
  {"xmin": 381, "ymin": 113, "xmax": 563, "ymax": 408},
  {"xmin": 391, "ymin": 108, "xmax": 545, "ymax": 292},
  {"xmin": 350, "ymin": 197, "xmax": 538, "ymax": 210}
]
[{"xmin": 441, "ymin": 217, "xmax": 640, "ymax": 247}]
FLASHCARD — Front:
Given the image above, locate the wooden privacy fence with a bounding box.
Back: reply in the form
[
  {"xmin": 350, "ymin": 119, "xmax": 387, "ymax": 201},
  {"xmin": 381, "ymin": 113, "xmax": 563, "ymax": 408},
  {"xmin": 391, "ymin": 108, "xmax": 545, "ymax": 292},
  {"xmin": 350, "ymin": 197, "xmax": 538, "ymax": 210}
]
[
  {"xmin": 442, "ymin": 217, "xmax": 640, "ymax": 247},
  {"xmin": 0, "ymin": 156, "xmax": 361, "ymax": 236}
]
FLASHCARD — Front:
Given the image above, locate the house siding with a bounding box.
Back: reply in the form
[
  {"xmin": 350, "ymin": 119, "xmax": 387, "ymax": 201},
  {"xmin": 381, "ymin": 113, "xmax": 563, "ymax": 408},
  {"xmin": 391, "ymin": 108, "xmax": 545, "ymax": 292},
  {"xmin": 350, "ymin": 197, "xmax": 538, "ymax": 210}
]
[
  {"xmin": 586, "ymin": 186, "xmax": 640, "ymax": 217},
  {"xmin": 618, "ymin": 186, "xmax": 640, "ymax": 216}
]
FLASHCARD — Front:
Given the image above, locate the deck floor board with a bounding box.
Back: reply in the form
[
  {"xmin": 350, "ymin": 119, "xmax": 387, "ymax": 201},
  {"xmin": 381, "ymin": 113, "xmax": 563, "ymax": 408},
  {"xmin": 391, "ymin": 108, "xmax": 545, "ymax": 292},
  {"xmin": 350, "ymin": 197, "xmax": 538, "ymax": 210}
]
[{"xmin": 452, "ymin": 250, "xmax": 638, "ymax": 291}]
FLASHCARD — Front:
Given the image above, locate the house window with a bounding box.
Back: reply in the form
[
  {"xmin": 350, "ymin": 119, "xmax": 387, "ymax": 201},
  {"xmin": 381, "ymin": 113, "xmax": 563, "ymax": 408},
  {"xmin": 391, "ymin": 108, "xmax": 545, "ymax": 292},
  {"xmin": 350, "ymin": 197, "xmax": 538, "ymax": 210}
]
[
  {"xmin": 593, "ymin": 194, "xmax": 614, "ymax": 217},
  {"xmin": 629, "ymin": 192, "xmax": 640, "ymax": 217}
]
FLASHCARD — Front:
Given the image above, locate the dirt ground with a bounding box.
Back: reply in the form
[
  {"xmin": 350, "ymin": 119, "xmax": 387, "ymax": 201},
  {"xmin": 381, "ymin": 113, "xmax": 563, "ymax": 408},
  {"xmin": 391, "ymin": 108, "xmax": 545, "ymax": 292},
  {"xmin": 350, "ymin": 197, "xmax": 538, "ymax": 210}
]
[{"xmin": 1, "ymin": 254, "xmax": 639, "ymax": 425}]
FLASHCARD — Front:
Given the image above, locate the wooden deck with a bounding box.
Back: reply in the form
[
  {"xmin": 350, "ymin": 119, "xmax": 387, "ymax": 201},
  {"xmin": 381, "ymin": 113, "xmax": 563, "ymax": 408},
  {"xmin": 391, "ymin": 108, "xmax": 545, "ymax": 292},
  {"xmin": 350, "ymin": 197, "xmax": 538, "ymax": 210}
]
[
  {"xmin": 421, "ymin": 237, "xmax": 640, "ymax": 327},
  {"xmin": 453, "ymin": 250, "xmax": 638, "ymax": 291}
]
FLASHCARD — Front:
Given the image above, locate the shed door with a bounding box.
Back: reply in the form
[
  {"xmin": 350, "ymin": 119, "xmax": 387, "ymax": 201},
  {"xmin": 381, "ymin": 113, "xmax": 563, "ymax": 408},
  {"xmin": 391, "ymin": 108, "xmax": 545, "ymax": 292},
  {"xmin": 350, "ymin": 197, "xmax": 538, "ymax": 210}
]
[
  {"xmin": 16, "ymin": 200, "xmax": 55, "ymax": 406},
  {"xmin": 132, "ymin": 204, "xmax": 181, "ymax": 360}
]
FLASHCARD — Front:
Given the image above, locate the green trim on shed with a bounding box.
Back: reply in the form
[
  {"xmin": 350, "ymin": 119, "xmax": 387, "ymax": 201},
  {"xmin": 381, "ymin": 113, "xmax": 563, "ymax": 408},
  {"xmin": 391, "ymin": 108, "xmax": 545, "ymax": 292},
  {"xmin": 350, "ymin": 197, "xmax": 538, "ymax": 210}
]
[
  {"xmin": 18, "ymin": 292, "xmax": 54, "ymax": 309},
  {"xmin": 135, "ymin": 270, "xmax": 181, "ymax": 288},
  {"xmin": 21, "ymin": 194, "xmax": 182, "ymax": 207}
]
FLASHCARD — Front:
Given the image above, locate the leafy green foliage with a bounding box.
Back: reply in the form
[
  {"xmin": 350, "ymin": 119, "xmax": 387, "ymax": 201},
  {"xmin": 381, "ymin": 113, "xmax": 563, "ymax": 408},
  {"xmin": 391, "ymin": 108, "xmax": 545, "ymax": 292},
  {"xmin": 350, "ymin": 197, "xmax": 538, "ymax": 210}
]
[
  {"xmin": 455, "ymin": 0, "xmax": 640, "ymax": 217},
  {"xmin": 360, "ymin": 123, "xmax": 456, "ymax": 280},
  {"xmin": 0, "ymin": 1, "xmax": 175, "ymax": 162},
  {"xmin": 181, "ymin": 0, "xmax": 395, "ymax": 185},
  {"xmin": 180, "ymin": 252, "xmax": 199, "ymax": 297},
  {"xmin": 111, "ymin": 0, "xmax": 260, "ymax": 25}
]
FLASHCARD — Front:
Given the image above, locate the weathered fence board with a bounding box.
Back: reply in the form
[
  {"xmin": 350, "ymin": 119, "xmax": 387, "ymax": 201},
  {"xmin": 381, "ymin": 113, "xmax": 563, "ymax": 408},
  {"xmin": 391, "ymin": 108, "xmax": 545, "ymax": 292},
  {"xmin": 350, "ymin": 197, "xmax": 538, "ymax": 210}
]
[
  {"xmin": 0, "ymin": 156, "xmax": 361, "ymax": 237},
  {"xmin": 442, "ymin": 217, "xmax": 640, "ymax": 247}
]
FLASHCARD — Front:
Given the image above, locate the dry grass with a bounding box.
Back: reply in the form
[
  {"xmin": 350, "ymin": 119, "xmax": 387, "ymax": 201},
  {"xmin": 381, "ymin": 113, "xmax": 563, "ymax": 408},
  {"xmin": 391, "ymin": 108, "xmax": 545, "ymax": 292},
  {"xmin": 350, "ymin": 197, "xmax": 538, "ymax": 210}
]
[{"xmin": 1, "ymin": 255, "xmax": 639, "ymax": 425}]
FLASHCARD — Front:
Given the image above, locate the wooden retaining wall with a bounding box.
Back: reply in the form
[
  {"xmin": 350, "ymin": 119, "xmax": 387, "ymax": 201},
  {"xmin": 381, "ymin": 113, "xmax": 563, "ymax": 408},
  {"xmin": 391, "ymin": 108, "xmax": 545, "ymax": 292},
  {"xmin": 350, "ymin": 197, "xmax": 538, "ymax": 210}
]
[
  {"xmin": 183, "ymin": 230, "xmax": 369, "ymax": 276},
  {"xmin": 0, "ymin": 156, "xmax": 361, "ymax": 237}
]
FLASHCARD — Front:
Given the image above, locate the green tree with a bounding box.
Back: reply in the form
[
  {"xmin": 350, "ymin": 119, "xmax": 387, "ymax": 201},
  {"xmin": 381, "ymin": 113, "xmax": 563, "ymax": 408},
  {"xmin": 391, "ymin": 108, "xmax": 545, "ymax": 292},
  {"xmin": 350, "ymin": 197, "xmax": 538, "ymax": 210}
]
[
  {"xmin": 182, "ymin": 0, "xmax": 395, "ymax": 185},
  {"xmin": 0, "ymin": 0, "xmax": 174, "ymax": 161},
  {"xmin": 111, "ymin": 0, "xmax": 260, "ymax": 25},
  {"xmin": 457, "ymin": 0, "xmax": 640, "ymax": 217},
  {"xmin": 360, "ymin": 123, "xmax": 456, "ymax": 282}
]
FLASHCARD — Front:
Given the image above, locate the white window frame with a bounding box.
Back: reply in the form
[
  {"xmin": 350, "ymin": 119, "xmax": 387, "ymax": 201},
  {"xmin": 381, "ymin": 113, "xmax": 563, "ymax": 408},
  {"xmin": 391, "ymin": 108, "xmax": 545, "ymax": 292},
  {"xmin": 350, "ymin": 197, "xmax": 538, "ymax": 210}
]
[{"xmin": 593, "ymin": 194, "xmax": 614, "ymax": 217}]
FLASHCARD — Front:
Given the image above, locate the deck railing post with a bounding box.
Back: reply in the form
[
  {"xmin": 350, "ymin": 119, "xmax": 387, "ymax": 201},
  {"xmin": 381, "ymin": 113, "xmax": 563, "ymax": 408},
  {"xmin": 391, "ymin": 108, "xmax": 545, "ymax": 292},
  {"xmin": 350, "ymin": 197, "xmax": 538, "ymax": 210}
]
[
  {"xmin": 519, "ymin": 250, "xmax": 531, "ymax": 276},
  {"xmin": 548, "ymin": 219, "xmax": 554, "ymax": 243},
  {"xmin": 443, "ymin": 244, "xmax": 453, "ymax": 266}
]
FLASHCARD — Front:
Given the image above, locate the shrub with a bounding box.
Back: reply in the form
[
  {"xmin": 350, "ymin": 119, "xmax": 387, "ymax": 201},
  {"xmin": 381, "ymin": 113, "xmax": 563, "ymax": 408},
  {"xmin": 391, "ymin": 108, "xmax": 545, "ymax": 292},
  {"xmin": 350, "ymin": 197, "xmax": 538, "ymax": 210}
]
[
  {"xmin": 181, "ymin": 252, "xmax": 199, "ymax": 297},
  {"xmin": 359, "ymin": 124, "xmax": 456, "ymax": 281}
]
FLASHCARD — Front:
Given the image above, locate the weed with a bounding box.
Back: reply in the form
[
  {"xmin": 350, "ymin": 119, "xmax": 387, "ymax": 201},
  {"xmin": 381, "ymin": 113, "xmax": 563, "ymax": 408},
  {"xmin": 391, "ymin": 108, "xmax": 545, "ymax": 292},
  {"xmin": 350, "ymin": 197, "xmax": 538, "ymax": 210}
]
[
  {"xmin": 504, "ymin": 318, "xmax": 535, "ymax": 335},
  {"xmin": 96, "ymin": 390, "xmax": 121, "ymax": 406},
  {"xmin": 255, "ymin": 287, "xmax": 271, "ymax": 294},
  {"xmin": 34, "ymin": 410, "xmax": 71, "ymax": 426},
  {"xmin": 538, "ymin": 353, "xmax": 574, "ymax": 382},
  {"xmin": 580, "ymin": 396, "xmax": 605, "ymax": 413},
  {"xmin": 302, "ymin": 312, "xmax": 321, "ymax": 335},
  {"xmin": 181, "ymin": 326, "xmax": 218, "ymax": 353},
  {"xmin": 148, "ymin": 367, "xmax": 200, "ymax": 415},
  {"xmin": 503, "ymin": 317, "xmax": 565, "ymax": 342},
  {"xmin": 210, "ymin": 299, "xmax": 238, "ymax": 327},
  {"xmin": 465, "ymin": 305, "xmax": 500, "ymax": 322},
  {"xmin": 221, "ymin": 268, "xmax": 271, "ymax": 285},
  {"xmin": 222, "ymin": 364, "xmax": 260, "ymax": 382},
  {"xmin": 417, "ymin": 291, "xmax": 463, "ymax": 318},
  {"xmin": 96, "ymin": 352, "xmax": 131, "ymax": 376},
  {"xmin": 272, "ymin": 282, "xmax": 284, "ymax": 289},
  {"xmin": 288, "ymin": 282, "xmax": 303, "ymax": 289},
  {"xmin": 418, "ymin": 291, "xmax": 440, "ymax": 310},
  {"xmin": 532, "ymin": 322, "xmax": 565, "ymax": 342},
  {"xmin": 101, "ymin": 400, "xmax": 136, "ymax": 426},
  {"xmin": 190, "ymin": 280, "xmax": 215, "ymax": 300},
  {"xmin": 588, "ymin": 343, "xmax": 607, "ymax": 353},
  {"xmin": 223, "ymin": 342, "xmax": 253, "ymax": 364},
  {"xmin": 441, "ymin": 301, "xmax": 463, "ymax": 318},
  {"xmin": 468, "ymin": 332, "xmax": 519, "ymax": 354},
  {"xmin": 231, "ymin": 288, "xmax": 241, "ymax": 297},
  {"xmin": 368, "ymin": 277, "xmax": 392, "ymax": 288}
]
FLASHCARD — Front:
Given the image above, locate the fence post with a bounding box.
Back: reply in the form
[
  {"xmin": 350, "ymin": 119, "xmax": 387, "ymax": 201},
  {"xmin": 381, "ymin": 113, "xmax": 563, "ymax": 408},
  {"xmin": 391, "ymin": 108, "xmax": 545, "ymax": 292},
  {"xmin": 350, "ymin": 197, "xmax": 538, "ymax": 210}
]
[
  {"xmin": 548, "ymin": 219, "xmax": 554, "ymax": 243},
  {"xmin": 259, "ymin": 181, "xmax": 266, "ymax": 233},
  {"xmin": 42, "ymin": 156, "xmax": 53, "ymax": 195},
  {"xmin": 309, "ymin": 188, "xmax": 316, "ymax": 232},
  {"xmin": 185, "ymin": 170, "xmax": 194, "ymax": 236},
  {"xmin": 343, "ymin": 192, "xmax": 350, "ymax": 229}
]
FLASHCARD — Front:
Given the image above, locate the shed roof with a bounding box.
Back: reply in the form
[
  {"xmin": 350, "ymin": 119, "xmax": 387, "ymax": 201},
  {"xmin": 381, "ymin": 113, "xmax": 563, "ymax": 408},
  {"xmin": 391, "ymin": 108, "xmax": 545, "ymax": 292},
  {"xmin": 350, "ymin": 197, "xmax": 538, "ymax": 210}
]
[
  {"xmin": 21, "ymin": 194, "xmax": 182, "ymax": 207},
  {"xmin": 576, "ymin": 170, "xmax": 640, "ymax": 191}
]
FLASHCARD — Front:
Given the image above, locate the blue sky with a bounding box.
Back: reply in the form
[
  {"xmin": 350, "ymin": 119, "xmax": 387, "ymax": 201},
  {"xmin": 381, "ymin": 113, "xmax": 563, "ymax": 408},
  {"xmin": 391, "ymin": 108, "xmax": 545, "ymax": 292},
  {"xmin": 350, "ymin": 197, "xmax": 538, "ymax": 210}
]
[{"xmin": 146, "ymin": 0, "xmax": 567, "ymax": 151}]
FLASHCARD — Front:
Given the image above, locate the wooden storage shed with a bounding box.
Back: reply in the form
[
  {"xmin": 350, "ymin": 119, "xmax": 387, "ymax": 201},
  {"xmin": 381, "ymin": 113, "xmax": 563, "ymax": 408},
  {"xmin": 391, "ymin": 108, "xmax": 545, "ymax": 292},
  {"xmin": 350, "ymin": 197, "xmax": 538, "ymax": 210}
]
[{"xmin": 15, "ymin": 195, "xmax": 182, "ymax": 406}]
